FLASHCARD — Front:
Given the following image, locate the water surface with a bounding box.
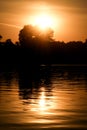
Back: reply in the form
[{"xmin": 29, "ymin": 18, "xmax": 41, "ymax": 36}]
[{"xmin": 0, "ymin": 65, "xmax": 87, "ymax": 130}]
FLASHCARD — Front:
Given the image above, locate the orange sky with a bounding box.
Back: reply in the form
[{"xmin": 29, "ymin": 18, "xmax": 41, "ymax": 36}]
[{"xmin": 0, "ymin": 0, "xmax": 87, "ymax": 42}]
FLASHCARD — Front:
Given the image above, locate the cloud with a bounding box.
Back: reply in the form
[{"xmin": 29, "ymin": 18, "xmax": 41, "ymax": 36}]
[
  {"xmin": 1, "ymin": 0, "xmax": 87, "ymax": 14},
  {"xmin": 0, "ymin": 23, "xmax": 21, "ymax": 29},
  {"xmin": 47, "ymin": 0, "xmax": 87, "ymax": 8}
]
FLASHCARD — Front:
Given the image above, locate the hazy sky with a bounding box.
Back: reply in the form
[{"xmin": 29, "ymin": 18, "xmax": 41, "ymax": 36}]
[{"xmin": 0, "ymin": 0, "xmax": 87, "ymax": 42}]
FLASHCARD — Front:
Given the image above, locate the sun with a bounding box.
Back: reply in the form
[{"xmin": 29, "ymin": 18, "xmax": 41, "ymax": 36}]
[{"xmin": 33, "ymin": 14, "xmax": 54, "ymax": 30}]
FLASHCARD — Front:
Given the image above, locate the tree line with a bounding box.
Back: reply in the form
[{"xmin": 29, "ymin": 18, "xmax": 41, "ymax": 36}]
[{"xmin": 0, "ymin": 25, "xmax": 87, "ymax": 64}]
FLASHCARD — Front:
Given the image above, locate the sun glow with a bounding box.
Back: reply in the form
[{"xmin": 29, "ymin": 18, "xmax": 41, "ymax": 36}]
[{"xmin": 33, "ymin": 14, "xmax": 55, "ymax": 30}]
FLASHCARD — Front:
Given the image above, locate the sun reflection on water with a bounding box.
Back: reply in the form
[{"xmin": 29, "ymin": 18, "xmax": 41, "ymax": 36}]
[
  {"xmin": 39, "ymin": 88, "xmax": 46, "ymax": 112},
  {"xmin": 30, "ymin": 86, "xmax": 55, "ymax": 116},
  {"xmin": 27, "ymin": 86, "xmax": 57, "ymax": 124}
]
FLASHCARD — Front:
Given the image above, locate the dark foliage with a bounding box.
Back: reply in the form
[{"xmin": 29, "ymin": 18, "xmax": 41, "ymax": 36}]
[{"xmin": 0, "ymin": 25, "xmax": 87, "ymax": 65}]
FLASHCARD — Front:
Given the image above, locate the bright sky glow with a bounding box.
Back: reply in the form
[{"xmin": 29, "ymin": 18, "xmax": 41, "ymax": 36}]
[
  {"xmin": 33, "ymin": 14, "xmax": 54, "ymax": 30},
  {"xmin": 0, "ymin": 0, "xmax": 87, "ymax": 42}
]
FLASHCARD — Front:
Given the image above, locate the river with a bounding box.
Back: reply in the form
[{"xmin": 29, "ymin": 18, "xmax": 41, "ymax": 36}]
[{"xmin": 0, "ymin": 65, "xmax": 87, "ymax": 130}]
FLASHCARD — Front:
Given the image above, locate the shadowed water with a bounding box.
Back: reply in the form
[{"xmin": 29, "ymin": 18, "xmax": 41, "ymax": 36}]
[{"xmin": 0, "ymin": 65, "xmax": 87, "ymax": 130}]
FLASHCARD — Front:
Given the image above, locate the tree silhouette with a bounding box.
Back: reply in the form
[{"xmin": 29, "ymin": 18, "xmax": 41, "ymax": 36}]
[
  {"xmin": 0, "ymin": 35, "xmax": 2, "ymax": 41},
  {"xmin": 38, "ymin": 27, "xmax": 54, "ymax": 42},
  {"xmin": 19, "ymin": 25, "xmax": 40, "ymax": 47},
  {"xmin": 5, "ymin": 39, "xmax": 13, "ymax": 47},
  {"xmin": 19, "ymin": 25, "xmax": 54, "ymax": 48},
  {"xmin": 85, "ymin": 39, "xmax": 87, "ymax": 44}
]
